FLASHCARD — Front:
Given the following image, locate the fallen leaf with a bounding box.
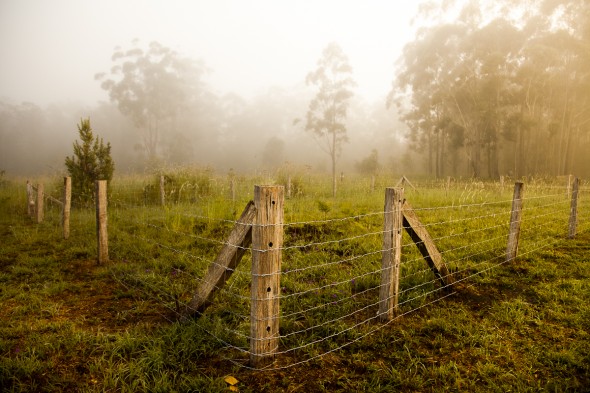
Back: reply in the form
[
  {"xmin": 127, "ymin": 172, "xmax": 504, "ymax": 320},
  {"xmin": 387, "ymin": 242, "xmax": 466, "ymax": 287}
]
[{"xmin": 224, "ymin": 375, "xmax": 239, "ymax": 386}]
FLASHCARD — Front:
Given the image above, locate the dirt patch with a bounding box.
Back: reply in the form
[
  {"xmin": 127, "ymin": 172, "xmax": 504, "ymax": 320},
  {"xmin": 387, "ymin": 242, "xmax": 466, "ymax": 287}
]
[{"xmin": 54, "ymin": 259, "xmax": 175, "ymax": 332}]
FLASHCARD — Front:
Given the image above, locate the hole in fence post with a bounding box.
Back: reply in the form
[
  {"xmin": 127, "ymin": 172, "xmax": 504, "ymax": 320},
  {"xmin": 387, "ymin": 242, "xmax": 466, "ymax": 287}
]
[
  {"xmin": 506, "ymin": 182, "xmax": 524, "ymax": 262},
  {"xmin": 63, "ymin": 177, "xmax": 71, "ymax": 239},
  {"xmin": 96, "ymin": 180, "xmax": 109, "ymax": 264},
  {"xmin": 250, "ymin": 185, "xmax": 284, "ymax": 368},
  {"xmin": 379, "ymin": 187, "xmax": 404, "ymax": 321},
  {"xmin": 568, "ymin": 177, "xmax": 579, "ymax": 239}
]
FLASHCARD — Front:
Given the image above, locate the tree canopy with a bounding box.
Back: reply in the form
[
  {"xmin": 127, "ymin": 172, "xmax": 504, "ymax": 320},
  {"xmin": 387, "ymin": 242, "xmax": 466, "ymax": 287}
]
[
  {"xmin": 305, "ymin": 42, "xmax": 355, "ymax": 196},
  {"xmin": 391, "ymin": 0, "xmax": 590, "ymax": 178},
  {"xmin": 95, "ymin": 41, "xmax": 207, "ymax": 163}
]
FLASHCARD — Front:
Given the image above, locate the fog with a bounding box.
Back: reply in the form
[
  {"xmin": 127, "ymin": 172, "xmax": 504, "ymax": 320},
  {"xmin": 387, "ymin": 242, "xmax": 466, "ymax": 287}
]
[
  {"xmin": 0, "ymin": 0, "xmax": 417, "ymax": 176},
  {"xmin": 4, "ymin": 1, "xmax": 588, "ymax": 179}
]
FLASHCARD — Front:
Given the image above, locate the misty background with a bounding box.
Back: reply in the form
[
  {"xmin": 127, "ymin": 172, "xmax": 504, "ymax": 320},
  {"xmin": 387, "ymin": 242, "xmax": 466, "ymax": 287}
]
[{"xmin": 1, "ymin": 0, "xmax": 589, "ymax": 178}]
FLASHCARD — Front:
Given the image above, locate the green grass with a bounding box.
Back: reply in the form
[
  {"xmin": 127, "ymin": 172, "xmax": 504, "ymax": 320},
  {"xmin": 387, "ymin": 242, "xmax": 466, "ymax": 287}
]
[{"xmin": 0, "ymin": 173, "xmax": 589, "ymax": 392}]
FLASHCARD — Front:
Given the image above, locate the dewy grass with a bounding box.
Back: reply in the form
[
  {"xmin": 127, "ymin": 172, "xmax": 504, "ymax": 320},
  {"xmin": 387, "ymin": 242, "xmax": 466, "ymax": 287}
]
[{"xmin": 0, "ymin": 173, "xmax": 589, "ymax": 391}]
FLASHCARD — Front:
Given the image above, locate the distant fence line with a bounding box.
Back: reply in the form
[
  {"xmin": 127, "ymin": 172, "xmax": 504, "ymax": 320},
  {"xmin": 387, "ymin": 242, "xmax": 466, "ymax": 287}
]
[{"xmin": 22, "ymin": 175, "xmax": 588, "ymax": 370}]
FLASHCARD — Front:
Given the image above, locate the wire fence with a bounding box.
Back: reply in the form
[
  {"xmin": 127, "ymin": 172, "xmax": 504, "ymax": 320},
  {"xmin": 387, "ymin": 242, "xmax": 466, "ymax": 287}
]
[{"xmin": 13, "ymin": 175, "xmax": 590, "ymax": 370}]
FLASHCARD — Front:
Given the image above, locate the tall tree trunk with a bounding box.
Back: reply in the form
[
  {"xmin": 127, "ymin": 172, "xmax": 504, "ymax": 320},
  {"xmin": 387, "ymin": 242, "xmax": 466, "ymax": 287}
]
[
  {"xmin": 435, "ymin": 128, "xmax": 440, "ymax": 178},
  {"xmin": 427, "ymin": 127, "xmax": 434, "ymax": 176},
  {"xmin": 439, "ymin": 128, "xmax": 445, "ymax": 178},
  {"xmin": 331, "ymin": 131, "xmax": 337, "ymax": 198}
]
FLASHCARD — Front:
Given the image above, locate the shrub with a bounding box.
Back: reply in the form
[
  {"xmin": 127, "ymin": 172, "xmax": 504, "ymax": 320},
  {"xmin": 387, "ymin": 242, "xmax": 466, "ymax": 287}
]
[{"xmin": 65, "ymin": 118, "xmax": 114, "ymax": 204}]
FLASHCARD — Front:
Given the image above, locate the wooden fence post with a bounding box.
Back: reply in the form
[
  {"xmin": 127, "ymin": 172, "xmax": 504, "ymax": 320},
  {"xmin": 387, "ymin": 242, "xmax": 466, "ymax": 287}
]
[
  {"xmin": 379, "ymin": 187, "xmax": 404, "ymax": 321},
  {"xmin": 568, "ymin": 177, "xmax": 579, "ymax": 239},
  {"xmin": 96, "ymin": 180, "xmax": 109, "ymax": 264},
  {"xmin": 287, "ymin": 174, "xmax": 292, "ymax": 199},
  {"xmin": 63, "ymin": 177, "xmax": 71, "ymax": 239},
  {"xmin": 230, "ymin": 178, "xmax": 236, "ymax": 202},
  {"xmin": 506, "ymin": 182, "xmax": 524, "ymax": 262},
  {"xmin": 26, "ymin": 180, "xmax": 35, "ymax": 217},
  {"xmin": 250, "ymin": 185, "xmax": 284, "ymax": 368},
  {"xmin": 160, "ymin": 175, "xmax": 165, "ymax": 206},
  {"xmin": 36, "ymin": 183, "xmax": 44, "ymax": 223}
]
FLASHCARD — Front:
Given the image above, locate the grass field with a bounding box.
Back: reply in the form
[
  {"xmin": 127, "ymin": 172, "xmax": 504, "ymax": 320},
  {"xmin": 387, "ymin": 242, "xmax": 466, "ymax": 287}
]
[{"xmin": 1, "ymin": 172, "xmax": 589, "ymax": 392}]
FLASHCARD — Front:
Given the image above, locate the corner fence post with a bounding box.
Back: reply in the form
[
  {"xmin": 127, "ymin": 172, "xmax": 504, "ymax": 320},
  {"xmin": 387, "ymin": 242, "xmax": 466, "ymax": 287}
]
[
  {"xmin": 506, "ymin": 182, "xmax": 524, "ymax": 262},
  {"xmin": 36, "ymin": 183, "xmax": 44, "ymax": 223},
  {"xmin": 379, "ymin": 187, "xmax": 404, "ymax": 321},
  {"xmin": 63, "ymin": 177, "xmax": 71, "ymax": 239},
  {"xmin": 250, "ymin": 185, "xmax": 284, "ymax": 368},
  {"xmin": 96, "ymin": 180, "xmax": 109, "ymax": 264},
  {"xmin": 568, "ymin": 177, "xmax": 579, "ymax": 239}
]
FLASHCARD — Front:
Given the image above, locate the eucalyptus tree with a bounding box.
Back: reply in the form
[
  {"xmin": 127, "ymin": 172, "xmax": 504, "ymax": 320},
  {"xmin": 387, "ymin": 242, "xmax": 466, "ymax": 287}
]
[
  {"xmin": 391, "ymin": 23, "xmax": 467, "ymax": 177},
  {"xmin": 305, "ymin": 42, "xmax": 355, "ymax": 197},
  {"xmin": 95, "ymin": 41, "xmax": 207, "ymax": 164}
]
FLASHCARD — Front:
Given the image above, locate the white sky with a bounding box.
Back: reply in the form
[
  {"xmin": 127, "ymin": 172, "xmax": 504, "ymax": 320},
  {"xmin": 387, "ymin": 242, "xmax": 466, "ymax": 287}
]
[{"xmin": 0, "ymin": 0, "xmax": 420, "ymax": 106}]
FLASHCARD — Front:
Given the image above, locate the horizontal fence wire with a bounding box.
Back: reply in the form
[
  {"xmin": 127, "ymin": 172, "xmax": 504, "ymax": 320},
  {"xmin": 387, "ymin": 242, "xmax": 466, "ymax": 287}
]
[{"xmin": 12, "ymin": 176, "xmax": 589, "ymax": 370}]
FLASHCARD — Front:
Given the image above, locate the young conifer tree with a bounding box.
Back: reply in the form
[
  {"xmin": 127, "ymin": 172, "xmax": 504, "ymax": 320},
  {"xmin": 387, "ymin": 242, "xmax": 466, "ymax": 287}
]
[{"xmin": 65, "ymin": 118, "xmax": 114, "ymax": 203}]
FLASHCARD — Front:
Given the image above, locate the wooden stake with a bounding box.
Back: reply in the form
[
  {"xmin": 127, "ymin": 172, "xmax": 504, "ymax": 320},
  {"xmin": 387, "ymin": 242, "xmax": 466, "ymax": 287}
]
[
  {"xmin": 96, "ymin": 180, "xmax": 109, "ymax": 264},
  {"xmin": 160, "ymin": 175, "xmax": 165, "ymax": 206},
  {"xmin": 26, "ymin": 180, "xmax": 35, "ymax": 217},
  {"xmin": 35, "ymin": 183, "xmax": 44, "ymax": 223},
  {"xmin": 379, "ymin": 187, "xmax": 404, "ymax": 321},
  {"xmin": 506, "ymin": 182, "xmax": 524, "ymax": 262},
  {"xmin": 230, "ymin": 178, "xmax": 236, "ymax": 202},
  {"xmin": 402, "ymin": 201, "xmax": 453, "ymax": 287},
  {"xmin": 250, "ymin": 185, "xmax": 283, "ymax": 368},
  {"xmin": 185, "ymin": 201, "xmax": 256, "ymax": 317},
  {"xmin": 568, "ymin": 177, "xmax": 579, "ymax": 239},
  {"xmin": 63, "ymin": 177, "xmax": 71, "ymax": 239}
]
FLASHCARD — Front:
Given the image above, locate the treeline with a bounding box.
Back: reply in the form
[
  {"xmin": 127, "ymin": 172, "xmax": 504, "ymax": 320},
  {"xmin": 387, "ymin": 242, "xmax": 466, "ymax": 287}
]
[
  {"xmin": 0, "ymin": 92, "xmax": 408, "ymax": 176},
  {"xmin": 392, "ymin": 0, "xmax": 590, "ymax": 178}
]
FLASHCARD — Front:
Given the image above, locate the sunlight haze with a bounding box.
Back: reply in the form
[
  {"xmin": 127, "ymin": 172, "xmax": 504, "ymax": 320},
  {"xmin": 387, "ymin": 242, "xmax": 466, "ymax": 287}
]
[{"xmin": 0, "ymin": 0, "xmax": 419, "ymax": 105}]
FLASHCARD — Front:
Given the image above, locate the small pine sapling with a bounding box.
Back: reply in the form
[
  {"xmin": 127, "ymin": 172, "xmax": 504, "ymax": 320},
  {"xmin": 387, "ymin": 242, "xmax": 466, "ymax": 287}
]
[{"xmin": 65, "ymin": 118, "xmax": 114, "ymax": 204}]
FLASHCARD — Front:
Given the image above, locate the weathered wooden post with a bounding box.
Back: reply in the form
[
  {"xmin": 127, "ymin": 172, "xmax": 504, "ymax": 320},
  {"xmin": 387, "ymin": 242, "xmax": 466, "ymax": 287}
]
[
  {"xmin": 379, "ymin": 187, "xmax": 404, "ymax": 321},
  {"xmin": 567, "ymin": 174, "xmax": 573, "ymax": 199},
  {"xmin": 287, "ymin": 174, "xmax": 292, "ymax": 199},
  {"xmin": 26, "ymin": 180, "xmax": 35, "ymax": 217},
  {"xmin": 250, "ymin": 185, "xmax": 284, "ymax": 368},
  {"xmin": 506, "ymin": 182, "xmax": 524, "ymax": 262},
  {"xmin": 35, "ymin": 183, "xmax": 44, "ymax": 223},
  {"xmin": 63, "ymin": 177, "xmax": 71, "ymax": 239},
  {"xmin": 230, "ymin": 178, "xmax": 236, "ymax": 202},
  {"xmin": 96, "ymin": 180, "xmax": 109, "ymax": 264},
  {"xmin": 159, "ymin": 175, "xmax": 165, "ymax": 206},
  {"xmin": 568, "ymin": 177, "xmax": 579, "ymax": 239}
]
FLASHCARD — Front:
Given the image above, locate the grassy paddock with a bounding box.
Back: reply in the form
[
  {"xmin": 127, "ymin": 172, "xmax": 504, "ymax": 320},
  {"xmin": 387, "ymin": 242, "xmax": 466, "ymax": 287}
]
[{"xmin": 1, "ymin": 172, "xmax": 589, "ymax": 392}]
